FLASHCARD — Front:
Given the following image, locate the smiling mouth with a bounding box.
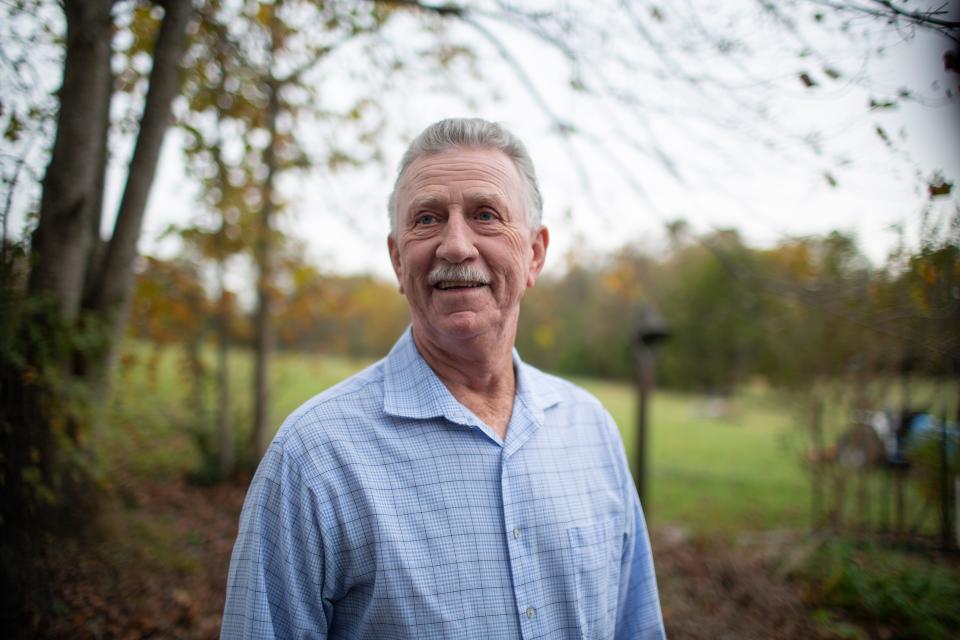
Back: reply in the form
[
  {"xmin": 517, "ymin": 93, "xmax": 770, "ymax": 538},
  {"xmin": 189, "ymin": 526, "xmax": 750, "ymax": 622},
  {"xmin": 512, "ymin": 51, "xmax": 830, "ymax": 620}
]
[{"xmin": 435, "ymin": 281, "xmax": 487, "ymax": 290}]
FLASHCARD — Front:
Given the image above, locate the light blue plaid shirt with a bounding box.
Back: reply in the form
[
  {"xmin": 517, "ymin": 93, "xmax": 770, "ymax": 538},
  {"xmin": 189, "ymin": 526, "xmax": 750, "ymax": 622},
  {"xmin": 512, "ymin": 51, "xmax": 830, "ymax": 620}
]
[{"xmin": 222, "ymin": 329, "xmax": 665, "ymax": 639}]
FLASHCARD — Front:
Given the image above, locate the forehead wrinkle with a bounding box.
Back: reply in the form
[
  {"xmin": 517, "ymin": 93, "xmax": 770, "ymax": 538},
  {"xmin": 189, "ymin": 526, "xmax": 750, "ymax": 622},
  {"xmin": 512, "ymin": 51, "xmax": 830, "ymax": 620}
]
[
  {"xmin": 407, "ymin": 194, "xmax": 449, "ymax": 212},
  {"xmin": 396, "ymin": 148, "xmax": 528, "ymax": 224},
  {"xmin": 404, "ymin": 153, "xmax": 520, "ymax": 189},
  {"xmin": 403, "ymin": 181, "xmax": 514, "ymax": 210},
  {"xmin": 405, "ymin": 173, "xmax": 512, "ymax": 195},
  {"xmin": 417, "ymin": 155, "xmax": 515, "ymax": 175},
  {"xmin": 462, "ymin": 191, "xmax": 508, "ymax": 209}
]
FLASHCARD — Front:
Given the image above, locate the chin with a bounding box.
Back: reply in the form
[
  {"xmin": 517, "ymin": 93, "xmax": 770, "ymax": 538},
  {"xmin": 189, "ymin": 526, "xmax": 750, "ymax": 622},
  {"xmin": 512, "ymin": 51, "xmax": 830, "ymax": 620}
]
[
  {"xmin": 439, "ymin": 319, "xmax": 491, "ymax": 340},
  {"xmin": 423, "ymin": 312, "xmax": 500, "ymax": 342}
]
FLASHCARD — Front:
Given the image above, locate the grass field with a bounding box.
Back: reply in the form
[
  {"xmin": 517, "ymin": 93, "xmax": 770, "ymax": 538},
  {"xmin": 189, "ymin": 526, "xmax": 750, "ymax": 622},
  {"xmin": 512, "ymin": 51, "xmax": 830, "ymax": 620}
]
[
  {"xmin": 578, "ymin": 377, "xmax": 811, "ymax": 534},
  {"xmin": 108, "ymin": 342, "xmax": 816, "ymax": 536}
]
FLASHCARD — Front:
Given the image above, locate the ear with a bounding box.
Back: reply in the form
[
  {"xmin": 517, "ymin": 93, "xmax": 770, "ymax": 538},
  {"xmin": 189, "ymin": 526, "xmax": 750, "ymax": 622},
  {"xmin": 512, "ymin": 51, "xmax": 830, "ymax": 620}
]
[
  {"xmin": 387, "ymin": 234, "xmax": 405, "ymax": 294},
  {"xmin": 526, "ymin": 226, "xmax": 549, "ymax": 288}
]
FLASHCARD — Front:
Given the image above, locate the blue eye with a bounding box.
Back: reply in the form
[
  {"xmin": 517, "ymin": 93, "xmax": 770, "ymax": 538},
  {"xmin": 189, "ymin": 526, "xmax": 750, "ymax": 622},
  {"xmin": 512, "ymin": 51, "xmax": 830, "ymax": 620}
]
[
  {"xmin": 416, "ymin": 213, "xmax": 438, "ymax": 225},
  {"xmin": 476, "ymin": 211, "xmax": 495, "ymax": 221}
]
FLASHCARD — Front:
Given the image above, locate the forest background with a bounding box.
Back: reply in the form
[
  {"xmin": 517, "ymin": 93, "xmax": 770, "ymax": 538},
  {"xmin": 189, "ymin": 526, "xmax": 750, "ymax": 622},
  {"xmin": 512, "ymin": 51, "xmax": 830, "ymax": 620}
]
[{"xmin": 1, "ymin": 0, "xmax": 959, "ymax": 637}]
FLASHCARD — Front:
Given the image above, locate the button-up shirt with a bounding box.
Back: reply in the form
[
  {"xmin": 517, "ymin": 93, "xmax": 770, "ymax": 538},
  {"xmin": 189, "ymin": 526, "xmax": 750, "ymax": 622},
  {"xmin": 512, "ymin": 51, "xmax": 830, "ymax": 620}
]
[{"xmin": 222, "ymin": 329, "xmax": 665, "ymax": 639}]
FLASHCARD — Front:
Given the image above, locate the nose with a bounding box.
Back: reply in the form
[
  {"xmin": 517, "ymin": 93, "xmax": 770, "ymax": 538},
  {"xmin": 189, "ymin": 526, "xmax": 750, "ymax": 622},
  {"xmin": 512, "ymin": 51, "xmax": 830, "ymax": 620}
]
[{"xmin": 436, "ymin": 213, "xmax": 479, "ymax": 263}]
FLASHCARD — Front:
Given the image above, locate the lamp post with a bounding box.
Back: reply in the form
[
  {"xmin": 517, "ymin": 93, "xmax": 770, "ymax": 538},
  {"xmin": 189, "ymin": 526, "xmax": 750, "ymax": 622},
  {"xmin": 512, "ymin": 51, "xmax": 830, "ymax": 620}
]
[{"xmin": 633, "ymin": 307, "xmax": 669, "ymax": 514}]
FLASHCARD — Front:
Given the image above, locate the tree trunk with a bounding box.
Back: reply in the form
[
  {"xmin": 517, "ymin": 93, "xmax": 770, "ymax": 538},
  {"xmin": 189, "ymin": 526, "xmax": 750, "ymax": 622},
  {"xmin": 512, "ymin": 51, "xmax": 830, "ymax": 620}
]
[
  {"xmin": 75, "ymin": 35, "xmax": 115, "ymax": 441},
  {"xmin": 216, "ymin": 252, "xmax": 234, "ymax": 480},
  {"xmin": 86, "ymin": 0, "xmax": 192, "ymax": 394},
  {"xmin": 82, "ymin": 44, "xmax": 114, "ymax": 311},
  {"xmin": 28, "ymin": 0, "xmax": 113, "ymax": 321},
  {"xmin": 2, "ymin": 0, "xmax": 113, "ymax": 611},
  {"xmin": 14, "ymin": 0, "xmax": 113, "ymax": 491},
  {"xmin": 252, "ymin": 75, "xmax": 280, "ymax": 460}
]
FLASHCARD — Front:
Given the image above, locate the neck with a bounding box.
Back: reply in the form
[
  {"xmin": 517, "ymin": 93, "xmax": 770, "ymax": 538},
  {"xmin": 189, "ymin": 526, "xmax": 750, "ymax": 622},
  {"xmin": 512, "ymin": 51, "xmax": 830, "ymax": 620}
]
[{"xmin": 411, "ymin": 325, "xmax": 518, "ymax": 440}]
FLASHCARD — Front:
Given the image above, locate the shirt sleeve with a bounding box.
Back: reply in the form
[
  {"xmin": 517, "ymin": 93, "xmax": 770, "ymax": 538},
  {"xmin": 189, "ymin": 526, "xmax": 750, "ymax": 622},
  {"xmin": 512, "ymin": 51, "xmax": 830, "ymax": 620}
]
[
  {"xmin": 221, "ymin": 441, "xmax": 330, "ymax": 639},
  {"xmin": 606, "ymin": 413, "xmax": 666, "ymax": 640}
]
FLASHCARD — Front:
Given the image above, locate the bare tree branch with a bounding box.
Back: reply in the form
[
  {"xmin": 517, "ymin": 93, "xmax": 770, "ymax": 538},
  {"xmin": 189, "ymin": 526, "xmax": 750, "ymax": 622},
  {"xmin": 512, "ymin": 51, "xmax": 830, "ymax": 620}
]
[
  {"xmin": 808, "ymin": 0, "xmax": 960, "ymax": 44},
  {"xmin": 1, "ymin": 133, "xmax": 37, "ymax": 255},
  {"xmin": 870, "ymin": 0, "xmax": 960, "ymax": 30}
]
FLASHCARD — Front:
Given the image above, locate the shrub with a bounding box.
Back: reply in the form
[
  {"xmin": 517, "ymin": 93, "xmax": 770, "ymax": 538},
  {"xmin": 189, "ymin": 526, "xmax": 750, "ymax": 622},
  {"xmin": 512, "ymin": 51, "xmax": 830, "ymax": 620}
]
[{"xmin": 801, "ymin": 540, "xmax": 960, "ymax": 640}]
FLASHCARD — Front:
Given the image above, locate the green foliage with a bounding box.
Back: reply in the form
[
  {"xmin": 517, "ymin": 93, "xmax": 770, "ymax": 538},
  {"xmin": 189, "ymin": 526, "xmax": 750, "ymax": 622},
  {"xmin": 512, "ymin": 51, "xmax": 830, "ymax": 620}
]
[
  {"xmin": 516, "ymin": 222, "xmax": 959, "ymax": 394},
  {"xmin": 109, "ymin": 341, "xmax": 377, "ymax": 481},
  {"xmin": 800, "ymin": 540, "xmax": 960, "ymax": 640},
  {"xmin": 0, "ymin": 286, "xmax": 108, "ymax": 526},
  {"xmin": 128, "ymin": 256, "xmax": 411, "ymax": 359},
  {"xmin": 276, "ymin": 270, "xmax": 409, "ymax": 358},
  {"xmin": 657, "ymin": 230, "xmax": 771, "ymax": 392},
  {"xmin": 909, "ymin": 430, "xmax": 960, "ymax": 506},
  {"xmin": 896, "ymin": 208, "xmax": 960, "ymax": 376},
  {"xmin": 516, "ymin": 228, "xmax": 860, "ymax": 390},
  {"xmin": 518, "ymin": 249, "xmax": 651, "ymax": 380},
  {"xmin": 186, "ymin": 406, "xmax": 256, "ymax": 486},
  {"xmin": 0, "ymin": 263, "xmax": 112, "ymax": 618},
  {"xmin": 104, "ymin": 346, "xmax": 204, "ymax": 482},
  {"xmin": 128, "ymin": 256, "xmax": 211, "ymax": 346}
]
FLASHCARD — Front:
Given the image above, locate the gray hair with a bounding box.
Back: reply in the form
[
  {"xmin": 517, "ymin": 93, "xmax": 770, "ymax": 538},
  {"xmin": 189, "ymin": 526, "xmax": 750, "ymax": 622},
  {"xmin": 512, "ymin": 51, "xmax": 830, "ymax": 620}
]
[{"xmin": 387, "ymin": 118, "xmax": 543, "ymax": 234}]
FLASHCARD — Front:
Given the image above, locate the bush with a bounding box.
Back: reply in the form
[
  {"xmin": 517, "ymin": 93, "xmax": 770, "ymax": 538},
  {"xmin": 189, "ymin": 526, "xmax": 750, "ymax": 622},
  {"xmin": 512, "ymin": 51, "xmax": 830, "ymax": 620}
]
[{"xmin": 801, "ymin": 540, "xmax": 960, "ymax": 640}]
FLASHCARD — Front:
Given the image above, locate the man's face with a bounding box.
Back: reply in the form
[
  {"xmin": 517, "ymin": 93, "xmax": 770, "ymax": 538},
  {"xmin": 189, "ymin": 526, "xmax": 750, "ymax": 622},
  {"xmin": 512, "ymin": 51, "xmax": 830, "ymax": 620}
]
[{"xmin": 388, "ymin": 147, "xmax": 548, "ymax": 346}]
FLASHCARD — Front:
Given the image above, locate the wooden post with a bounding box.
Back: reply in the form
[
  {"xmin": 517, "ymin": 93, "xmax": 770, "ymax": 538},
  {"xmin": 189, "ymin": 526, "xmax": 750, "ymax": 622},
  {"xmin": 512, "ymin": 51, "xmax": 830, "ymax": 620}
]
[
  {"xmin": 897, "ymin": 366, "xmax": 910, "ymax": 539},
  {"xmin": 882, "ymin": 465, "xmax": 891, "ymax": 533},
  {"xmin": 632, "ymin": 308, "xmax": 669, "ymax": 519},
  {"xmin": 810, "ymin": 399, "xmax": 825, "ymax": 531},
  {"xmin": 940, "ymin": 407, "xmax": 953, "ymax": 550},
  {"xmin": 857, "ymin": 469, "xmax": 868, "ymax": 532},
  {"xmin": 895, "ymin": 466, "xmax": 905, "ymax": 538},
  {"xmin": 633, "ymin": 344, "xmax": 653, "ymax": 514}
]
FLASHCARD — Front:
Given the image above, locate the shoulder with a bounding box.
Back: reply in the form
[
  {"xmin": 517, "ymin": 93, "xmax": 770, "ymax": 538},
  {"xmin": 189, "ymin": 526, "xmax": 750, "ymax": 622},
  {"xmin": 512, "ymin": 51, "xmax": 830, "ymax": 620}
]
[
  {"xmin": 270, "ymin": 357, "xmax": 388, "ymax": 460},
  {"xmin": 238, "ymin": 359, "xmax": 392, "ymax": 531},
  {"xmin": 522, "ymin": 362, "xmax": 614, "ymax": 421},
  {"xmin": 522, "ymin": 361, "xmax": 627, "ymax": 450},
  {"xmin": 521, "ymin": 362, "xmax": 634, "ymax": 498}
]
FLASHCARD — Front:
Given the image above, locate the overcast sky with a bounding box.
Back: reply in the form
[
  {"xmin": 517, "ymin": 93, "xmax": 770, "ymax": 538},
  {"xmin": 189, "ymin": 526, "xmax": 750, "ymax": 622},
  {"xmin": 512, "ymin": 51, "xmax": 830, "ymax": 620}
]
[{"xmin": 7, "ymin": 1, "xmax": 959, "ymax": 283}]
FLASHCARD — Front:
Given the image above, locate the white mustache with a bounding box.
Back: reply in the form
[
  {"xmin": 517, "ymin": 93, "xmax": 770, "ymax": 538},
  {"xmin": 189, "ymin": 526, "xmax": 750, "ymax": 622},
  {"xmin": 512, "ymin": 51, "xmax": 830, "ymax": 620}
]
[{"xmin": 427, "ymin": 264, "xmax": 491, "ymax": 286}]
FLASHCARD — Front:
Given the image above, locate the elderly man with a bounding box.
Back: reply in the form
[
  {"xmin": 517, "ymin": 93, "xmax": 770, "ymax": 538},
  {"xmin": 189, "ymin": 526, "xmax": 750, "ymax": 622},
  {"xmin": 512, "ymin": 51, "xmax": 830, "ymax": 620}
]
[{"xmin": 222, "ymin": 118, "xmax": 665, "ymax": 639}]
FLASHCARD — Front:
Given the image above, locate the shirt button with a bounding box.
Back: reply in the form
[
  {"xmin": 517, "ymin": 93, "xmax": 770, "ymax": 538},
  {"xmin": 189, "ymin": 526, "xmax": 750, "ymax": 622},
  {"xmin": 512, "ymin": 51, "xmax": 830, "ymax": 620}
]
[
  {"xmin": 513, "ymin": 527, "xmax": 521, "ymax": 540},
  {"xmin": 526, "ymin": 606, "xmax": 536, "ymax": 619}
]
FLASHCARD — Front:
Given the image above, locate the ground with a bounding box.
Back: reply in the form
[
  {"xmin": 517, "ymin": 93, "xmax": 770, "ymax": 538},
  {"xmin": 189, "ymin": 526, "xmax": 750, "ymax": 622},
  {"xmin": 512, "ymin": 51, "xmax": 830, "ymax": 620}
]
[
  {"xmin": 655, "ymin": 527, "xmax": 817, "ymax": 639},
  {"xmin": 22, "ymin": 476, "xmax": 828, "ymax": 639}
]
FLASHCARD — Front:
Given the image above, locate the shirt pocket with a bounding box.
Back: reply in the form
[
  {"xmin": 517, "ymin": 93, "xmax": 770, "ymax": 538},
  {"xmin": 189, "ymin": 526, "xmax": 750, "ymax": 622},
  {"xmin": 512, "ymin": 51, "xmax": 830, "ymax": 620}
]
[{"xmin": 566, "ymin": 517, "xmax": 620, "ymax": 638}]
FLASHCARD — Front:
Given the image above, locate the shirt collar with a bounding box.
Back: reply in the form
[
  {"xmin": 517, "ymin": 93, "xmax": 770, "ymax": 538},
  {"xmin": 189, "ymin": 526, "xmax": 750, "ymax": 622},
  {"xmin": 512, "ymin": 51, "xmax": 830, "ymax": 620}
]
[
  {"xmin": 383, "ymin": 327, "xmax": 562, "ymax": 428},
  {"xmin": 512, "ymin": 346, "xmax": 562, "ymax": 426}
]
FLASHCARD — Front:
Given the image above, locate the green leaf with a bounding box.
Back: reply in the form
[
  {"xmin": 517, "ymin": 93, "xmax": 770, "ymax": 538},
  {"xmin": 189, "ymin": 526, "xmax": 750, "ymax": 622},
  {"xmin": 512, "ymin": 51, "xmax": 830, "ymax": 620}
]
[
  {"xmin": 869, "ymin": 98, "xmax": 897, "ymax": 109},
  {"xmin": 4, "ymin": 113, "xmax": 23, "ymax": 142},
  {"xmin": 875, "ymin": 126, "xmax": 891, "ymax": 145}
]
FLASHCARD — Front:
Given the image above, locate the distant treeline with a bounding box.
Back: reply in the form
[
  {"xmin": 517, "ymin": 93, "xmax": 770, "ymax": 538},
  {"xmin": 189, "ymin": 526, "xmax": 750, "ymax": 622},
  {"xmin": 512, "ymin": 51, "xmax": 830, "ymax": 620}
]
[{"xmin": 131, "ymin": 223, "xmax": 958, "ymax": 392}]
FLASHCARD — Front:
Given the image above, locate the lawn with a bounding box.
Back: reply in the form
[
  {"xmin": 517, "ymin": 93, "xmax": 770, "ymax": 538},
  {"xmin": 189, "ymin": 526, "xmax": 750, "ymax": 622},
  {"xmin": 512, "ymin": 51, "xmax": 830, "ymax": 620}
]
[
  {"xmin": 109, "ymin": 343, "xmax": 812, "ymax": 535},
  {"xmin": 576, "ymin": 377, "xmax": 811, "ymax": 534}
]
